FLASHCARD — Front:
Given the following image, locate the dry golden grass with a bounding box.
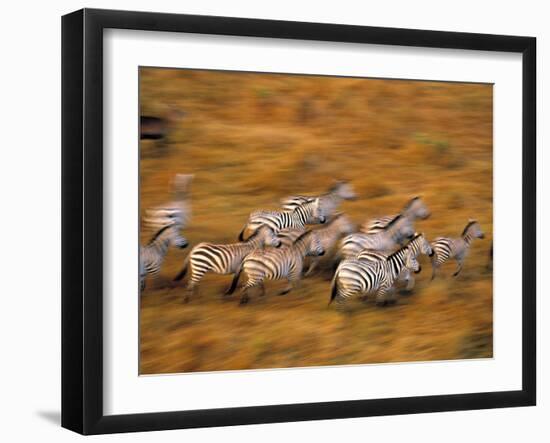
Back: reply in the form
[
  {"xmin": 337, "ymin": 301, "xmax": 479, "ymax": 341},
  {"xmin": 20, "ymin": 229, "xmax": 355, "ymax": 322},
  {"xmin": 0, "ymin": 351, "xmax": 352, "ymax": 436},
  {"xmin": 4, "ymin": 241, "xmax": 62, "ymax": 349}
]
[{"xmin": 139, "ymin": 68, "xmax": 493, "ymax": 375}]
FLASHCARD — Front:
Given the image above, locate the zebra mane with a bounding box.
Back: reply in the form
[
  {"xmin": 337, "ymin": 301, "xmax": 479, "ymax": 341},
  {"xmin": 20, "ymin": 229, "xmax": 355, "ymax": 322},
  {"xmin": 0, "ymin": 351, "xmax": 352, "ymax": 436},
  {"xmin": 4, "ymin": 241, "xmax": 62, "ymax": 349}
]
[
  {"xmin": 403, "ymin": 196, "xmax": 421, "ymax": 211},
  {"xmin": 388, "ymin": 233, "xmax": 423, "ymax": 259},
  {"xmin": 247, "ymin": 225, "xmax": 273, "ymax": 241},
  {"xmin": 293, "ymin": 229, "xmax": 313, "ymax": 244},
  {"xmin": 325, "ymin": 212, "xmax": 344, "ymax": 226},
  {"xmin": 327, "ymin": 180, "xmax": 347, "ymax": 193},
  {"xmin": 462, "ymin": 220, "xmax": 478, "ymax": 236},
  {"xmin": 147, "ymin": 223, "xmax": 174, "ymax": 245},
  {"xmin": 384, "ymin": 213, "xmax": 403, "ymax": 229},
  {"xmin": 387, "ymin": 242, "xmax": 409, "ymax": 261}
]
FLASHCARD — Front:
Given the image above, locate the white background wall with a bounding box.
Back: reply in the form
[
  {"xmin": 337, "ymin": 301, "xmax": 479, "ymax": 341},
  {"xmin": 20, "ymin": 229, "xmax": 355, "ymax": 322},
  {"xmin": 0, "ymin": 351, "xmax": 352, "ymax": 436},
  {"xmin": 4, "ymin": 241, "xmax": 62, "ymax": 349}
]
[{"xmin": 0, "ymin": 0, "xmax": 546, "ymax": 441}]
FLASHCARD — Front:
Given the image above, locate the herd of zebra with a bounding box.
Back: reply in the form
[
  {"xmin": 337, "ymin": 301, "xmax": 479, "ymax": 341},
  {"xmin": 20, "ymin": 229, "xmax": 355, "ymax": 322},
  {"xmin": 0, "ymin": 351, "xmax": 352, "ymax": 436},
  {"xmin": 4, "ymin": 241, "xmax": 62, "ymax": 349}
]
[{"xmin": 140, "ymin": 175, "xmax": 486, "ymax": 309}]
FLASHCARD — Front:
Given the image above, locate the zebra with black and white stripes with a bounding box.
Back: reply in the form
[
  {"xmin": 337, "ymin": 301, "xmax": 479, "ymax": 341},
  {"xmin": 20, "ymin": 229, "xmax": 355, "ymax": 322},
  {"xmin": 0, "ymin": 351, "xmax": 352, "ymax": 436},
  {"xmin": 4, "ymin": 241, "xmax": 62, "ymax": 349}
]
[
  {"xmin": 329, "ymin": 241, "xmax": 421, "ymax": 308},
  {"xmin": 430, "ymin": 220, "xmax": 485, "ymax": 280},
  {"xmin": 280, "ymin": 180, "xmax": 357, "ymax": 217},
  {"xmin": 356, "ymin": 232, "xmax": 433, "ymax": 292},
  {"xmin": 337, "ymin": 214, "xmax": 415, "ymax": 260},
  {"xmin": 227, "ymin": 230, "xmax": 325, "ymax": 304},
  {"xmin": 238, "ymin": 198, "xmax": 326, "ymax": 241},
  {"xmin": 143, "ymin": 173, "xmax": 194, "ymax": 231},
  {"xmin": 304, "ymin": 213, "xmax": 355, "ymax": 276},
  {"xmin": 140, "ymin": 223, "xmax": 188, "ymax": 292},
  {"xmin": 173, "ymin": 225, "xmax": 282, "ymax": 302},
  {"xmin": 360, "ymin": 196, "xmax": 430, "ymax": 234}
]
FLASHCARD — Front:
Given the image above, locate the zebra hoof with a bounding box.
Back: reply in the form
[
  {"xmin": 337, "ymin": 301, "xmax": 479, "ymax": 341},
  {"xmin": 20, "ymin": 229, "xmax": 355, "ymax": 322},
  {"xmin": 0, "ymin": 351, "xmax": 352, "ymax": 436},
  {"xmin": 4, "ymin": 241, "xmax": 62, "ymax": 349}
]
[
  {"xmin": 375, "ymin": 301, "xmax": 388, "ymax": 307},
  {"xmin": 278, "ymin": 290, "xmax": 290, "ymax": 296},
  {"xmin": 239, "ymin": 297, "xmax": 249, "ymax": 305}
]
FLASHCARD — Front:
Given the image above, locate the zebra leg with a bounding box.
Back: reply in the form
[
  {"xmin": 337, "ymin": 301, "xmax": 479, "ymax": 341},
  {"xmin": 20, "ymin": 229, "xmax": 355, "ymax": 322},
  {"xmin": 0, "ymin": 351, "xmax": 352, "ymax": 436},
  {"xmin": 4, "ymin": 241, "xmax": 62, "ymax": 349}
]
[
  {"xmin": 404, "ymin": 274, "xmax": 415, "ymax": 291},
  {"xmin": 375, "ymin": 286, "xmax": 394, "ymax": 306},
  {"xmin": 183, "ymin": 282, "xmax": 197, "ymax": 303},
  {"xmin": 279, "ymin": 280, "xmax": 293, "ymax": 295},
  {"xmin": 258, "ymin": 283, "xmax": 266, "ymax": 297},
  {"xmin": 280, "ymin": 270, "xmax": 301, "ymax": 295},
  {"xmin": 240, "ymin": 279, "xmax": 260, "ymax": 305},
  {"xmin": 431, "ymin": 259, "xmax": 440, "ymax": 280},
  {"xmin": 303, "ymin": 259, "xmax": 318, "ymax": 277},
  {"xmin": 453, "ymin": 259, "xmax": 464, "ymax": 277}
]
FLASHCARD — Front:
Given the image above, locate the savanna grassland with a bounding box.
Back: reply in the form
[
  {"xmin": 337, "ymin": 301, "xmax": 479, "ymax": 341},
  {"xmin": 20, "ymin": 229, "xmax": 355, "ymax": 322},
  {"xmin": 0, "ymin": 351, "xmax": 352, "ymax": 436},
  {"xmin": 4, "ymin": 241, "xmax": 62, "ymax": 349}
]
[{"xmin": 139, "ymin": 68, "xmax": 493, "ymax": 375}]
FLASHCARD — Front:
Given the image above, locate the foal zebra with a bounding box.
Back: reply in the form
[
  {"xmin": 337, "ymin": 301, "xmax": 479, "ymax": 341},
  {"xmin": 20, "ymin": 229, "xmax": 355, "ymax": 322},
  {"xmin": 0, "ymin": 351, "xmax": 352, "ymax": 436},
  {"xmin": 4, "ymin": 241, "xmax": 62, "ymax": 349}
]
[
  {"xmin": 173, "ymin": 225, "xmax": 281, "ymax": 302},
  {"xmin": 430, "ymin": 220, "xmax": 485, "ymax": 280},
  {"xmin": 238, "ymin": 198, "xmax": 326, "ymax": 241},
  {"xmin": 337, "ymin": 214, "xmax": 414, "ymax": 260},
  {"xmin": 360, "ymin": 196, "xmax": 430, "ymax": 234},
  {"xmin": 280, "ymin": 180, "xmax": 357, "ymax": 217},
  {"xmin": 330, "ymin": 242, "xmax": 421, "ymax": 308},
  {"xmin": 227, "ymin": 230, "xmax": 325, "ymax": 304},
  {"xmin": 356, "ymin": 233, "xmax": 433, "ymax": 291},
  {"xmin": 140, "ymin": 223, "xmax": 188, "ymax": 292}
]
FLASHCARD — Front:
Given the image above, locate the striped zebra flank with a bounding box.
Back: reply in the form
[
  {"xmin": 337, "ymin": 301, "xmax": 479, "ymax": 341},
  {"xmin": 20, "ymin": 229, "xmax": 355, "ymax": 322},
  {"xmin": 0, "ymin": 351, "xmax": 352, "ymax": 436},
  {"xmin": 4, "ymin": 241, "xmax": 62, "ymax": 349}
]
[
  {"xmin": 227, "ymin": 230, "xmax": 325, "ymax": 305},
  {"xmin": 173, "ymin": 225, "xmax": 281, "ymax": 303},
  {"xmin": 280, "ymin": 180, "xmax": 357, "ymax": 217},
  {"xmin": 430, "ymin": 219, "xmax": 485, "ymax": 280},
  {"xmin": 238, "ymin": 197, "xmax": 326, "ymax": 241},
  {"xmin": 337, "ymin": 214, "xmax": 415, "ymax": 261},
  {"xmin": 140, "ymin": 223, "xmax": 188, "ymax": 292},
  {"xmin": 330, "ymin": 241, "xmax": 421, "ymax": 309},
  {"xmin": 360, "ymin": 196, "xmax": 430, "ymax": 234}
]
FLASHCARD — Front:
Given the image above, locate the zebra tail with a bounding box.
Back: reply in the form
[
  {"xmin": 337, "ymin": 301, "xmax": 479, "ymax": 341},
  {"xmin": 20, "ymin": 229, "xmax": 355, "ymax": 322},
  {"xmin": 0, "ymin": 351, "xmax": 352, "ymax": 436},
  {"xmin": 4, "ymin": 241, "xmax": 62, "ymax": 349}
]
[
  {"xmin": 225, "ymin": 265, "xmax": 243, "ymax": 295},
  {"xmin": 173, "ymin": 254, "xmax": 191, "ymax": 281}
]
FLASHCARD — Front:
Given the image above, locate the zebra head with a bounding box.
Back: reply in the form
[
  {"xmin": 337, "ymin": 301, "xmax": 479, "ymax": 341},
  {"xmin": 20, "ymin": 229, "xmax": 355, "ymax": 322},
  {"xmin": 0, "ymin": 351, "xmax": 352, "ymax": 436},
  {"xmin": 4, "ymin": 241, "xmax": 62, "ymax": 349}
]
[
  {"xmin": 311, "ymin": 198, "xmax": 327, "ymax": 224},
  {"xmin": 330, "ymin": 180, "xmax": 357, "ymax": 201},
  {"xmin": 410, "ymin": 232, "xmax": 434, "ymax": 257},
  {"xmin": 404, "ymin": 249, "xmax": 421, "ymax": 274},
  {"xmin": 167, "ymin": 225, "xmax": 189, "ymax": 249},
  {"xmin": 294, "ymin": 231, "xmax": 325, "ymax": 257},
  {"xmin": 254, "ymin": 225, "xmax": 282, "ymax": 248},
  {"xmin": 307, "ymin": 231, "xmax": 325, "ymax": 257},
  {"xmin": 463, "ymin": 219, "xmax": 485, "ymax": 239},
  {"xmin": 331, "ymin": 213, "xmax": 355, "ymax": 236},
  {"xmin": 387, "ymin": 214, "xmax": 415, "ymax": 242},
  {"xmin": 404, "ymin": 196, "xmax": 430, "ymax": 220}
]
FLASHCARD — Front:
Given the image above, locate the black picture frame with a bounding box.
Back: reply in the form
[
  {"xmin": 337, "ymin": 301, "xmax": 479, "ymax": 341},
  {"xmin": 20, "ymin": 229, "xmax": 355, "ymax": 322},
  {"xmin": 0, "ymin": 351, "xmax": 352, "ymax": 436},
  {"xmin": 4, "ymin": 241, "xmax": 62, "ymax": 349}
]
[{"xmin": 62, "ymin": 8, "xmax": 536, "ymax": 435}]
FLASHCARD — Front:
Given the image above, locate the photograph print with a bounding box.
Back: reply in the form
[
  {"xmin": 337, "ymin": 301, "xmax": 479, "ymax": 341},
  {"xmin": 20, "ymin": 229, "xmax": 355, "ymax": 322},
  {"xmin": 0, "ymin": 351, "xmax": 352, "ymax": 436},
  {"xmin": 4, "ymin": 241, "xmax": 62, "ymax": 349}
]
[{"xmin": 138, "ymin": 67, "xmax": 493, "ymax": 375}]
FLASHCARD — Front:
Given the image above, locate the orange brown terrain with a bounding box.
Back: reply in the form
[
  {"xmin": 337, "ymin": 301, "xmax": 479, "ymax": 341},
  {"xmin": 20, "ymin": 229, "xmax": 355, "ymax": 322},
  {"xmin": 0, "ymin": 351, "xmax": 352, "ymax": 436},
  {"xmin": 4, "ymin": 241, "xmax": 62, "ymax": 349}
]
[{"xmin": 139, "ymin": 68, "xmax": 493, "ymax": 375}]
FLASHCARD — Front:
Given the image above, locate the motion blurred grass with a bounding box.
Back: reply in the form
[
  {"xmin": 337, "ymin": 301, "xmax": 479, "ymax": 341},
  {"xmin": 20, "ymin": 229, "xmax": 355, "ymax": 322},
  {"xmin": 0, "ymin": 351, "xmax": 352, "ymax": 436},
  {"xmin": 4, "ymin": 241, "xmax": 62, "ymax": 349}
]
[{"xmin": 139, "ymin": 68, "xmax": 493, "ymax": 375}]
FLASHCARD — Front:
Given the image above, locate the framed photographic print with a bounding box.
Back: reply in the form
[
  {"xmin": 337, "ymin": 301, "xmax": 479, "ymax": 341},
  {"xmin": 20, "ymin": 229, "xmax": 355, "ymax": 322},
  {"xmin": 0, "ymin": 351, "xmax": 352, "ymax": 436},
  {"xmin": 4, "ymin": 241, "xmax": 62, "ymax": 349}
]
[{"xmin": 62, "ymin": 8, "xmax": 536, "ymax": 435}]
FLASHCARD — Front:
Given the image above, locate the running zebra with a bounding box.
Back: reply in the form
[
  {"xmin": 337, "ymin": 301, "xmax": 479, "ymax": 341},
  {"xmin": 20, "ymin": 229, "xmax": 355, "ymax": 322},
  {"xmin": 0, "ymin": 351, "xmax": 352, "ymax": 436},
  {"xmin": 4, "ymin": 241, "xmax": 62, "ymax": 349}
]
[
  {"xmin": 356, "ymin": 232, "xmax": 433, "ymax": 291},
  {"xmin": 304, "ymin": 213, "xmax": 355, "ymax": 276},
  {"xmin": 329, "ymin": 242, "xmax": 421, "ymax": 308},
  {"xmin": 238, "ymin": 198, "xmax": 326, "ymax": 241},
  {"xmin": 227, "ymin": 230, "xmax": 325, "ymax": 304},
  {"xmin": 173, "ymin": 225, "xmax": 281, "ymax": 302},
  {"xmin": 280, "ymin": 180, "xmax": 357, "ymax": 217},
  {"xmin": 337, "ymin": 214, "xmax": 414, "ymax": 260},
  {"xmin": 143, "ymin": 174, "xmax": 194, "ymax": 231},
  {"xmin": 430, "ymin": 220, "xmax": 485, "ymax": 280},
  {"xmin": 140, "ymin": 223, "xmax": 188, "ymax": 292},
  {"xmin": 360, "ymin": 196, "xmax": 430, "ymax": 234}
]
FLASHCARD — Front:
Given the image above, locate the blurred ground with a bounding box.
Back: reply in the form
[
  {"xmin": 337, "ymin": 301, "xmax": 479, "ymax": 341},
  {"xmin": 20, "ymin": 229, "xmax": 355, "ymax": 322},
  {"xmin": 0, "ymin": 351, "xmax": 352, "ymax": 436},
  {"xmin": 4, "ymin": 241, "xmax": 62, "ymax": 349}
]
[{"xmin": 139, "ymin": 68, "xmax": 493, "ymax": 375}]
